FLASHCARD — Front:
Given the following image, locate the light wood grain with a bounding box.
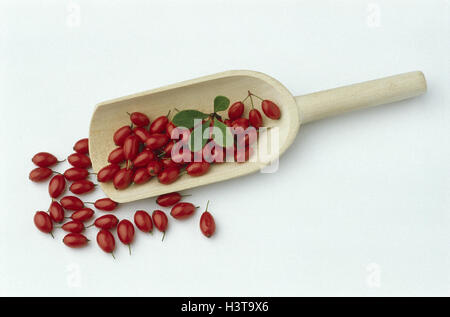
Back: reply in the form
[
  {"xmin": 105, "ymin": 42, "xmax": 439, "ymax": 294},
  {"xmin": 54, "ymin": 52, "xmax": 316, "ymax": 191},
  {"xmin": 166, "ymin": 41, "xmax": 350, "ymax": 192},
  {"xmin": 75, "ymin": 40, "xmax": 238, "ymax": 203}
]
[{"xmin": 89, "ymin": 70, "xmax": 426, "ymax": 203}]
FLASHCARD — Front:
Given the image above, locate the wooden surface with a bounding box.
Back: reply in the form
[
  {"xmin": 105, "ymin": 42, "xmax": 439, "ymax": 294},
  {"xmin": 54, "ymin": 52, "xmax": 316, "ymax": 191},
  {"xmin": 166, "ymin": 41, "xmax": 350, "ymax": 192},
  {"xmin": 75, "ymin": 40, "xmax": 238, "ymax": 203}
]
[{"xmin": 89, "ymin": 70, "xmax": 427, "ymax": 203}]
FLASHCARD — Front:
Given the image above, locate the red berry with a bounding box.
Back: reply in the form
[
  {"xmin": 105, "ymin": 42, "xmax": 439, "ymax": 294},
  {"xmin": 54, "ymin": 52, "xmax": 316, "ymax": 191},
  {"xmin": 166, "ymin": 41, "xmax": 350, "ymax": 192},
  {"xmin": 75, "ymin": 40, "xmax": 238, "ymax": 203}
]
[
  {"xmin": 261, "ymin": 100, "xmax": 281, "ymax": 120},
  {"xmin": 97, "ymin": 164, "xmax": 120, "ymax": 183},
  {"xmin": 108, "ymin": 147, "xmax": 125, "ymax": 164},
  {"xmin": 60, "ymin": 196, "xmax": 84, "ymax": 211},
  {"xmin": 224, "ymin": 119, "xmax": 232, "ymax": 127},
  {"xmin": 94, "ymin": 214, "xmax": 119, "ymax": 229},
  {"xmin": 145, "ymin": 133, "xmax": 169, "ymax": 150},
  {"xmin": 133, "ymin": 167, "xmax": 151, "ymax": 184},
  {"xmin": 157, "ymin": 167, "xmax": 180, "ymax": 185},
  {"xmin": 249, "ymin": 109, "xmax": 263, "ymax": 128},
  {"xmin": 156, "ymin": 192, "xmax": 182, "ymax": 207},
  {"xmin": 70, "ymin": 179, "xmax": 95, "ymax": 195},
  {"xmin": 146, "ymin": 160, "xmax": 163, "ymax": 176},
  {"xmin": 97, "ymin": 230, "xmax": 116, "ymax": 255},
  {"xmin": 94, "ymin": 198, "xmax": 117, "ymax": 211},
  {"xmin": 228, "ymin": 101, "xmax": 244, "ymax": 120},
  {"xmin": 149, "ymin": 115, "xmax": 169, "ymax": 134},
  {"xmin": 152, "ymin": 210, "xmax": 168, "ymax": 240},
  {"xmin": 161, "ymin": 158, "xmax": 179, "ymax": 169},
  {"xmin": 166, "ymin": 122, "xmax": 176, "ymax": 138},
  {"xmin": 232, "ymin": 117, "xmax": 250, "ymax": 131},
  {"xmin": 133, "ymin": 151, "xmax": 155, "ymax": 167},
  {"xmin": 71, "ymin": 208, "xmax": 94, "ymax": 222},
  {"xmin": 113, "ymin": 168, "xmax": 134, "ymax": 190},
  {"xmin": 123, "ymin": 135, "xmax": 140, "ymax": 161},
  {"xmin": 49, "ymin": 201, "xmax": 64, "ymax": 223},
  {"xmin": 32, "ymin": 152, "xmax": 59, "ymax": 167},
  {"xmin": 200, "ymin": 211, "xmax": 215, "ymax": 238},
  {"xmin": 234, "ymin": 145, "xmax": 254, "ymax": 163},
  {"xmin": 29, "ymin": 167, "xmax": 53, "ymax": 182},
  {"xmin": 73, "ymin": 138, "xmax": 89, "ymax": 154},
  {"xmin": 162, "ymin": 142, "xmax": 175, "ymax": 158},
  {"xmin": 186, "ymin": 162, "xmax": 210, "ymax": 177},
  {"xmin": 48, "ymin": 174, "xmax": 66, "ymax": 198},
  {"xmin": 134, "ymin": 210, "xmax": 153, "ymax": 233},
  {"xmin": 117, "ymin": 220, "xmax": 135, "ymax": 253},
  {"xmin": 63, "ymin": 233, "xmax": 88, "ymax": 248},
  {"xmin": 68, "ymin": 153, "xmax": 92, "ymax": 168},
  {"xmin": 170, "ymin": 202, "xmax": 197, "ymax": 219},
  {"xmin": 64, "ymin": 167, "xmax": 89, "ymax": 181},
  {"xmin": 34, "ymin": 211, "xmax": 53, "ymax": 234},
  {"xmin": 61, "ymin": 221, "xmax": 84, "ymax": 233},
  {"xmin": 129, "ymin": 112, "xmax": 150, "ymax": 127},
  {"xmin": 113, "ymin": 125, "xmax": 132, "ymax": 146},
  {"xmin": 133, "ymin": 127, "xmax": 151, "ymax": 143}
]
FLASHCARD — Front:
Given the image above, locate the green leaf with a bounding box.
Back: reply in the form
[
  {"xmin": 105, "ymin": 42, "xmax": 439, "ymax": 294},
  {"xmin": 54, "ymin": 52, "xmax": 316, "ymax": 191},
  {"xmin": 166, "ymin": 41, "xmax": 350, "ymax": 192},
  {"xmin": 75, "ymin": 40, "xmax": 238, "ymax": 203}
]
[
  {"xmin": 172, "ymin": 110, "xmax": 209, "ymax": 129},
  {"xmin": 189, "ymin": 121, "xmax": 210, "ymax": 152},
  {"xmin": 213, "ymin": 96, "xmax": 230, "ymax": 113},
  {"xmin": 212, "ymin": 119, "xmax": 234, "ymax": 148}
]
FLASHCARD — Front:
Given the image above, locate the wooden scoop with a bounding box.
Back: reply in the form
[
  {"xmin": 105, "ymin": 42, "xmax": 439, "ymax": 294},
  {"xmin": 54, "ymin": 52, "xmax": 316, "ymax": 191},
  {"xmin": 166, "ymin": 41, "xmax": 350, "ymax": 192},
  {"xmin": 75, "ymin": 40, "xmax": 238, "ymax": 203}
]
[{"xmin": 89, "ymin": 70, "xmax": 426, "ymax": 203}]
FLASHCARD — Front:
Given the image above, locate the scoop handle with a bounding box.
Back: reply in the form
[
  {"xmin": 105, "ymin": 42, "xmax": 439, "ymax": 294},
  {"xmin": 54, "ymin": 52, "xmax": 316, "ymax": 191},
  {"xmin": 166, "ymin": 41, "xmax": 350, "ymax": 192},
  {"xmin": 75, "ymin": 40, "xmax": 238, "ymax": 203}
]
[{"xmin": 295, "ymin": 71, "xmax": 427, "ymax": 123}]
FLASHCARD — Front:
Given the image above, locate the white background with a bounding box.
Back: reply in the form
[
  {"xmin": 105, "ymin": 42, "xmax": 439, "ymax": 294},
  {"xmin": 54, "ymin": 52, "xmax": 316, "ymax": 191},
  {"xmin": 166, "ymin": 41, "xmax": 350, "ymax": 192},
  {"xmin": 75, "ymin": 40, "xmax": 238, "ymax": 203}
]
[{"xmin": 1, "ymin": 0, "xmax": 449, "ymax": 296}]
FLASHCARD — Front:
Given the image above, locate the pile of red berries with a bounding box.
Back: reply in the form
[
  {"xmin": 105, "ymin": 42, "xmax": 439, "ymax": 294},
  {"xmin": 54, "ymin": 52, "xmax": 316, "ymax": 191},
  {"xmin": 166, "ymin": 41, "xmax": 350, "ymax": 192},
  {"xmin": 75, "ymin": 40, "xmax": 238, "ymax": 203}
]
[
  {"xmin": 98, "ymin": 92, "xmax": 281, "ymax": 190},
  {"xmin": 30, "ymin": 139, "xmax": 215, "ymax": 259}
]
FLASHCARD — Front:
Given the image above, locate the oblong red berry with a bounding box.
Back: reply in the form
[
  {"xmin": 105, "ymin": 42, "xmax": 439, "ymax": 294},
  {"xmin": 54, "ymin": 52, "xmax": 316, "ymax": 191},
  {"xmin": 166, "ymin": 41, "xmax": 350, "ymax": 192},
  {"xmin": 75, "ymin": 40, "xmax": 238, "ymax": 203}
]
[
  {"xmin": 94, "ymin": 214, "xmax": 119, "ymax": 229},
  {"xmin": 133, "ymin": 127, "xmax": 151, "ymax": 143},
  {"xmin": 186, "ymin": 162, "xmax": 210, "ymax": 177},
  {"xmin": 228, "ymin": 101, "xmax": 244, "ymax": 120},
  {"xmin": 129, "ymin": 112, "xmax": 150, "ymax": 127},
  {"xmin": 149, "ymin": 115, "xmax": 169, "ymax": 134},
  {"xmin": 71, "ymin": 208, "xmax": 94, "ymax": 222},
  {"xmin": 62, "ymin": 221, "xmax": 84, "ymax": 233},
  {"xmin": 231, "ymin": 118, "xmax": 250, "ymax": 131},
  {"xmin": 68, "ymin": 153, "xmax": 92, "ymax": 168},
  {"xmin": 261, "ymin": 100, "xmax": 281, "ymax": 120},
  {"xmin": 94, "ymin": 198, "xmax": 118, "ymax": 211},
  {"xmin": 114, "ymin": 125, "xmax": 132, "ymax": 146},
  {"xmin": 133, "ymin": 167, "xmax": 151, "ymax": 185},
  {"xmin": 117, "ymin": 220, "xmax": 135, "ymax": 246},
  {"xmin": 108, "ymin": 147, "xmax": 125, "ymax": 164},
  {"xmin": 60, "ymin": 196, "xmax": 84, "ymax": 211},
  {"xmin": 32, "ymin": 152, "xmax": 59, "ymax": 167},
  {"xmin": 70, "ymin": 180, "xmax": 95, "ymax": 195},
  {"xmin": 156, "ymin": 192, "xmax": 182, "ymax": 207},
  {"xmin": 97, "ymin": 164, "xmax": 120, "ymax": 183},
  {"xmin": 170, "ymin": 202, "xmax": 197, "ymax": 219},
  {"xmin": 29, "ymin": 167, "xmax": 53, "ymax": 182},
  {"xmin": 49, "ymin": 201, "xmax": 64, "ymax": 223},
  {"xmin": 34, "ymin": 211, "xmax": 53, "ymax": 234},
  {"xmin": 48, "ymin": 174, "xmax": 66, "ymax": 198},
  {"xmin": 157, "ymin": 167, "xmax": 179, "ymax": 185},
  {"xmin": 249, "ymin": 109, "xmax": 263, "ymax": 128},
  {"xmin": 63, "ymin": 233, "xmax": 88, "ymax": 248},
  {"xmin": 113, "ymin": 168, "xmax": 133, "ymax": 190},
  {"xmin": 123, "ymin": 135, "xmax": 140, "ymax": 161},
  {"xmin": 152, "ymin": 210, "xmax": 168, "ymax": 233},
  {"xmin": 73, "ymin": 138, "xmax": 89, "ymax": 154},
  {"xmin": 133, "ymin": 151, "xmax": 155, "ymax": 167},
  {"xmin": 145, "ymin": 133, "xmax": 169, "ymax": 150},
  {"xmin": 63, "ymin": 167, "xmax": 89, "ymax": 181},
  {"xmin": 97, "ymin": 230, "xmax": 115, "ymax": 254},
  {"xmin": 134, "ymin": 210, "xmax": 153, "ymax": 233},
  {"xmin": 147, "ymin": 160, "xmax": 163, "ymax": 176},
  {"xmin": 200, "ymin": 211, "xmax": 215, "ymax": 237}
]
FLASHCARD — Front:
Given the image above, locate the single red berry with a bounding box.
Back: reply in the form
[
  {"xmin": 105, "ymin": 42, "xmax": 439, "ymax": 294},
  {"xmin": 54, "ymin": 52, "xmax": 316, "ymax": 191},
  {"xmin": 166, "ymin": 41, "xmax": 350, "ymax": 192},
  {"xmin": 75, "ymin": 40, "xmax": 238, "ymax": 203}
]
[
  {"xmin": 48, "ymin": 174, "xmax": 66, "ymax": 198},
  {"xmin": 228, "ymin": 101, "xmax": 244, "ymax": 120},
  {"xmin": 149, "ymin": 115, "xmax": 169, "ymax": 134},
  {"xmin": 261, "ymin": 100, "xmax": 281, "ymax": 120},
  {"xmin": 63, "ymin": 167, "xmax": 89, "ymax": 181},
  {"xmin": 34, "ymin": 211, "xmax": 53, "ymax": 234},
  {"xmin": 186, "ymin": 161, "xmax": 210, "ymax": 177},
  {"xmin": 32, "ymin": 152, "xmax": 59, "ymax": 167},
  {"xmin": 73, "ymin": 138, "xmax": 89, "ymax": 154},
  {"xmin": 113, "ymin": 168, "xmax": 134, "ymax": 190},
  {"xmin": 60, "ymin": 196, "xmax": 84, "ymax": 211},
  {"xmin": 97, "ymin": 230, "xmax": 116, "ymax": 256},
  {"xmin": 152, "ymin": 210, "xmax": 168, "ymax": 241},
  {"xmin": 146, "ymin": 160, "xmax": 163, "ymax": 176},
  {"xmin": 145, "ymin": 133, "xmax": 169, "ymax": 150},
  {"xmin": 68, "ymin": 153, "xmax": 92, "ymax": 168},
  {"xmin": 166, "ymin": 122, "xmax": 176, "ymax": 138},
  {"xmin": 133, "ymin": 151, "xmax": 155, "ymax": 167},
  {"xmin": 249, "ymin": 109, "xmax": 263, "ymax": 128},
  {"xmin": 133, "ymin": 167, "xmax": 152, "ymax": 185},
  {"xmin": 97, "ymin": 164, "xmax": 120, "ymax": 183},
  {"xmin": 94, "ymin": 214, "xmax": 119, "ymax": 229},
  {"xmin": 113, "ymin": 125, "xmax": 132, "ymax": 146},
  {"xmin": 134, "ymin": 210, "xmax": 153, "ymax": 233},
  {"xmin": 133, "ymin": 127, "xmax": 151, "ymax": 143},
  {"xmin": 71, "ymin": 208, "xmax": 94, "ymax": 222},
  {"xmin": 94, "ymin": 198, "xmax": 118, "ymax": 211},
  {"xmin": 200, "ymin": 210, "xmax": 215, "ymax": 238},
  {"xmin": 29, "ymin": 167, "xmax": 53, "ymax": 182},
  {"xmin": 157, "ymin": 167, "xmax": 180, "ymax": 185},
  {"xmin": 161, "ymin": 158, "xmax": 179, "ymax": 169},
  {"xmin": 156, "ymin": 192, "xmax": 182, "ymax": 207},
  {"xmin": 117, "ymin": 219, "xmax": 135, "ymax": 254},
  {"xmin": 170, "ymin": 202, "xmax": 197, "ymax": 220},
  {"xmin": 63, "ymin": 233, "xmax": 88, "ymax": 248},
  {"xmin": 224, "ymin": 119, "xmax": 232, "ymax": 127},
  {"xmin": 123, "ymin": 135, "xmax": 140, "ymax": 161},
  {"xmin": 61, "ymin": 221, "xmax": 84, "ymax": 233},
  {"xmin": 232, "ymin": 117, "xmax": 250, "ymax": 131},
  {"xmin": 129, "ymin": 112, "xmax": 150, "ymax": 127},
  {"xmin": 108, "ymin": 147, "xmax": 125, "ymax": 164},
  {"xmin": 49, "ymin": 201, "xmax": 64, "ymax": 223},
  {"xmin": 70, "ymin": 179, "xmax": 95, "ymax": 195}
]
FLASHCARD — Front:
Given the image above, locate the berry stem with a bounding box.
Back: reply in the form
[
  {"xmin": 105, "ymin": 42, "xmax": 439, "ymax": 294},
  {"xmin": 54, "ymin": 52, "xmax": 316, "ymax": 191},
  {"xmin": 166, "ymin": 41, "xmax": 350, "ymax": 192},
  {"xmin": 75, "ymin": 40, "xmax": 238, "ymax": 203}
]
[
  {"xmin": 248, "ymin": 91, "xmax": 255, "ymax": 109},
  {"xmin": 50, "ymin": 232, "xmax": 54, "ymax": 239},
  {"xmin": 111, "ymin": 252, "xmax": 116, "ymax": 260},
  {"xmin": 161, "ymin": 231, "xmax": 165, "ymax": 242},
  {"xmin": 206, "ymin": 200, "xmax": 210, "ymax": 211},
  {"xmin": 128, "ymin": 244, "xmax": 131, "ymax": 256},
  {"xmin": 248, "ymin": 91, "xmax": 264, "ymax": 101}
]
